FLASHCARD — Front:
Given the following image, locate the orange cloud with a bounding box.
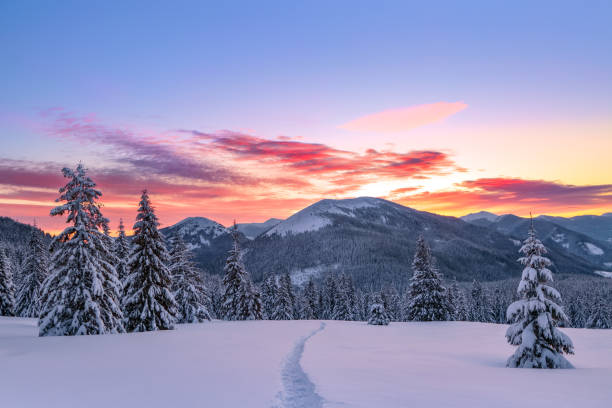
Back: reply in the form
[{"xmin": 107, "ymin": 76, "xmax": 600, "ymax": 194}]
[
  {"xmin": 395, "ymin": 178, "xmax": 612, "ymax": 217},
  {"xmin": 339, "ymin": 101, "xmax": 468, "ymax": 133}
]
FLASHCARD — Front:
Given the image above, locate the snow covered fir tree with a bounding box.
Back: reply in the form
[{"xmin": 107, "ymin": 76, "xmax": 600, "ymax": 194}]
[
  {"xmin": 0, "ymin": 246, "xmax": 16, "ymax": 316},
  {"xmin": 16, "ymin": 226, "xmax": 49, "ymax": 317},
  {"xmin": 260, "ymin": 275, "xmax": 277, "ymax": 319},
  {"xmin": 272, "ymin": 273, "xmax": 295, "ymax": 320},
  {"xmin": 406, "ymin": 236, "xmax": 449, "ymax": 321},
  {"xmin": 368, "ymin": 293, "xmax": 389, "ymax": 325},
  {"xmin": 122, "ymin": 190, "xmax": 177, "ymax": 332},
  {"xmin": 505, "ymin": 221, "xmax": 574, "ymax": 368},
  {"xmin": 38, "ymin": 164, "xmax": 124, "ymax": 336},
  {"xmin": 113, "ymin": 219, "xmax": 130, "ymax": 284},
  {"xmin": 220, "ymin": 223, "xmax": 262, "ymax": 320},
  {"xmin": 169, "ymin": 234, "xmax": 211, "ymax": 323}
]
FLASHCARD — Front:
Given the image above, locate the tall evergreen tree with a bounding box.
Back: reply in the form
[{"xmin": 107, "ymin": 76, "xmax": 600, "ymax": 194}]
[
  {"xmin": 114, "ymin": 219, "xmax": 130, "ymax": 284},
  {"xmin": 333, "ymin": 273, "xmax": 355, "ymax": 320},
  {"xmin": 169, "ymin": 234, "xmax": 211, "ymax": 323},
  {"xmin": 469, "ymin": 280, "xmax": 494, "ymax": 322},
  {"xmin": 16, "ymin": 227, "xmax": 49, "ymax": 317},
  {"xmin": 39, "ymin": 164, "xmax": 124, "ymax": 336},
  {"xmin": 368, "ymin": 293, "xmax": 389, "ymax": 326},
  {"xmin": 220, "ymin": 224, "xmax": 261, "ymax": 320},
  {"xmin": 382, "ymin": 286, "xmax": 401, "ymax": 322},
  {"xmin": 122, "ymin": 190, "xmax": 177, "ymax": 332},
  {"xmin": 322, "ymin": 274, "xmax": 338, "ymax": 319},
  {"xmin": 446, "ymin": 281, "xmax": 459, "ymax": 321},
  {"xmin": 272, "ymin": 273, "xmax": 295, "ymax": 320},
  {"xmin": 238, "ymin": 278, "xmax": 263, "ymax": 320},
  {"xmin": 260, "ymin": 275, "xmax": 277, "ymax": 319},
  {"xmin": 506, "ymin": 222, "xmax": 574, "ymax": 368},
  {"xmin": 0, "ymin": 247, "xmax": 16, "ymax": 316},
  {"xmin": 301, "ymin": 278, "xmax": 318, "ymax": 319},
  {"xmin": 406, "ymin": 236, "xmax": 449, "ymax": 321}
]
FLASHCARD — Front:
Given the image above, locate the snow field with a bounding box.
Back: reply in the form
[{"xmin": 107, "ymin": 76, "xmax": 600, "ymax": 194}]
[
  {"xmin": 0, "ymin": 317, "xmax": 321, "ymax": 408},
  {"xmin": 1, "ymin": 318, "xmax": 611, "ymax": 408},
  {"xmin": 303, "ymin": 321, "xmax": 612, "ymax": 408}
]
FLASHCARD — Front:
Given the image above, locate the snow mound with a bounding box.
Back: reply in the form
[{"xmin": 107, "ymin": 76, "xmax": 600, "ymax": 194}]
[
  {"xmin": 266, "ymin": 197, "xmax": 384, "ymax": 237},
  {"xmin": 583, "ymin": 242, "xmax": 604, "ymax": 255}
]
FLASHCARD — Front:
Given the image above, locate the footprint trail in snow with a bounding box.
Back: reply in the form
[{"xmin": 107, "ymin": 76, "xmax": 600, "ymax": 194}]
[{"xmin": 277, "ymin": 322, "xmax": 326, "ymax": 408}]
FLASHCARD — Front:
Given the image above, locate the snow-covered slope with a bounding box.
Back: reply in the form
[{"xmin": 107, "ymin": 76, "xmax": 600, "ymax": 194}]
[
  {"xmin": 237, "ymin": 218, "xmax": 283, "ymax": 239},
  {"xmin": 265, "ymin": 197, "xmax": 386, "ymax": 236},
  {"xmin": 1, "ymin": 318, "xmax": 611, "ymax": 408}
]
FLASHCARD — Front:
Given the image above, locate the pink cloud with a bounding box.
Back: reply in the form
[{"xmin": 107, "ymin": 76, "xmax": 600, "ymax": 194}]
[{"xmin": 339, "ymin": 101, "xmax": 468, "ymax": 133}]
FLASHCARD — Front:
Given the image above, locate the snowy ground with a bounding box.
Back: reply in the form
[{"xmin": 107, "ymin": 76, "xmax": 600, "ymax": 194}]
[{"xmin": 1, "ymin": 318, "xmax": 611, "ymax": 408}]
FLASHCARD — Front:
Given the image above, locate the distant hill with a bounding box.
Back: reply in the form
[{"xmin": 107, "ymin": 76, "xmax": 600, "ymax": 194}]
[{"xmin": 159, "ymin": 198, "xmax": 609, "ymax": 290}]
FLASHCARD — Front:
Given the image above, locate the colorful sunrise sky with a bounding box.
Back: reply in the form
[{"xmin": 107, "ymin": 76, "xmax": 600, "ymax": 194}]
[{"xmin": 1, "ymin": 1, "xmax": 611, "ymax": 234}]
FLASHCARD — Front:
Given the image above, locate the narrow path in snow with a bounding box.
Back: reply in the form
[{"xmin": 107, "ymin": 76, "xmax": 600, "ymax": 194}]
[{"xmin": 277, "ymin": 322, "xmax": 326, "ymax": 408}]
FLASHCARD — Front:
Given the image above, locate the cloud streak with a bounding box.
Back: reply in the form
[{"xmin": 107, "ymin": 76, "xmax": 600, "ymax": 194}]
[
  {"xmin": 395, "ymin": 178, "xmax": 612, "ymax": 215},
  {"xmin": 339, "ymin": 101, "xmax": 468, "ymax": 133}
]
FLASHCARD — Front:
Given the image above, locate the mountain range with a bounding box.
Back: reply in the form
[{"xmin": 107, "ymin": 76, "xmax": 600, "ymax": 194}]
[
  {"xmin": 2, "ymin": 199, "xmax": 610, "ymax": 289},
  {"xmin": 156, "ymin": 197, "xmax": 612, "ymax": 289}
]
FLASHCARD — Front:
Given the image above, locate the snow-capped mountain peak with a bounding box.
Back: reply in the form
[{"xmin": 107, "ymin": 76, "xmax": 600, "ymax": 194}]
[
  {"xmin": 265, "ymin": 197, "xmax": 388, "ymax": 237},
  {"xmin": 172, "ymin": 217, "xmax": 228, "ymax": 237},
  {"xmin": 161, "ymin": 216, "xmax": 229, "ymax": 250},
  {"xmin": 460, "ymin": 211, "xmax": 500, "ymax": 223}
]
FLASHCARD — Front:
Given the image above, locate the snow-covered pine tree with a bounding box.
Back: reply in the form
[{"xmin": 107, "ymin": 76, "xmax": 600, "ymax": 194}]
[
  {"xmin": 469, "ymin": 280, "xmax": 494, "ymax": 322},
  {"xmin": 16, "ymin": 227, "xmax": 49, "ymax": 317},
  {"xmin": 382, "ymin": 286, "xmax": 401, "ymax": 322},
  {"xmin": 300, "ymin": 277, "xmax": 318, "ymax": 319},
  {"xmin": 39, "ymin": 164, "xmax": 124, "ymax": 336},
  {"xmin": 344, "ymin": 274, "xmax": 358, "ymax": 319},
  {"xmin": 272, "ymin": 273, "xmax": 295, "ymax": 320},
  {"xmin": 98, "ymin": 223, "xmax": 124, "ymax": 330},
  {"xmin": 261, "ymin": 275, "xmax": 277, "ymax": 319},
  {"xmin": 454, "ymin": 286, "xmax": 469, "ymax": 321},
  {"xmin": 0, "ymin": 247, "xmax": 16, "ymax": 316},
  {"xmin": 169, "ymin": 234, "xmax": 211, "ymax": 323},
  {"xmin": 220, "ymin": 223, "xmax": 261, "ymax": 320},
  {"xmin": 368, "ymin": 293, "xmax": 389, "ymax": 326},
  {"xmin": 238, "ymin": 278, "xmax": 263, "ymax": 320},
  {"xmin": 505, "ymin": 221, "xmax": 574, "ymax": 368},
  {"xmin": 585, "ymin": 295, "xmax": 611, "ymax": 329},
  {"xmin": 492, "ymin": 287, "xmax": 507, "ymax": 323},
  {"xmin": 333, "ymin": 273, "xmax": 354, "ymax": 320},
  {"xmin": 123, "ymin": 190, "xmax": 177, "ymax": 332},
  {"xmin": 406, "ymin": 236, "xmax": 449, "ymax": 321},
  {"xmin": 322, "ymin": 274, "xmax": 338, "ymax": 319},
  {"xmin": 114, "ymin": 219, "xmax": 130, "ymax": 284},
  {"xmin": 446, "ymin": 281, "xmax": 459, "ymax": 321}
]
